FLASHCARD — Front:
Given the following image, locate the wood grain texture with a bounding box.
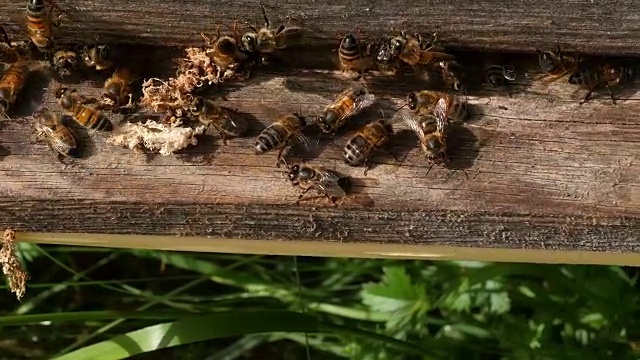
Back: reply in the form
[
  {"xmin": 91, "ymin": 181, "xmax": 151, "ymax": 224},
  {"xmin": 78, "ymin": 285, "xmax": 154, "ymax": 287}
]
[
  {"xmin": 0, "ymin": 48, "xmax": 638, "ymax": 253},
  {"xmin": 1, "ymin": 0, "xmax": 640, "ymax": 55}
]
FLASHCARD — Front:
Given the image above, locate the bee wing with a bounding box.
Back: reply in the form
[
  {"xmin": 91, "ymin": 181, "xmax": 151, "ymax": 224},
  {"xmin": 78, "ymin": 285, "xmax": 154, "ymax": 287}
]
[
  {"xmin": 350, "ymin": 93, "xmax": 376, "ymax": 116},
  {"xmin": 401, "ymin": 111, "xmax": 426, "ymax": 140},
  {"xmin": 315, "ymin": 170, "xmax": 347, "ymax": 198},
  {"xmin": 295, "ymin": 132, "xmax": 311, "ymax": 149},
  {"xmin": 434, "ymin": 98, "xmax": 450, "ymax": 133}
]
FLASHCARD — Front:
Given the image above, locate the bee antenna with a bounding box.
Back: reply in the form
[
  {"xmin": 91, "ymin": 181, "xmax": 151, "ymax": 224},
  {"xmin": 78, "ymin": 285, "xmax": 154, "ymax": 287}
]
[{"xmin": 393, "ymin": 103, "xmax": 408, "ymax": 113}]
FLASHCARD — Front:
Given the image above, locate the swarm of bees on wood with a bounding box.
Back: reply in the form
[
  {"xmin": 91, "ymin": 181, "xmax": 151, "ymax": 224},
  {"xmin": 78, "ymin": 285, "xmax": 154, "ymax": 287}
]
[{"xmin": 0, "ymin": 1, "xmax": 637, "ymax": 206}]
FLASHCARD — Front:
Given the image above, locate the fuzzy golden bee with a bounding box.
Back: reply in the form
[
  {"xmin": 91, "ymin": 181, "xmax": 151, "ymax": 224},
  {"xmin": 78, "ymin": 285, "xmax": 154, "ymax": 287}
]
[
  {"xmin": 25, "ymin": 0, "xmax": 60, "ymax": 52},
  {"xmin": 55, "ymin": 87, "xmax": 113, "ymax": 131},
  {"xmin": 102, "ymin": 67, "xmax": 139, "ymax": 108},
  {"xmin": 484, "ymin": 64, "xmax": 517, "ymax": 88},
  {"xmin": 83, "ymin": 44, "xmax": 114, "ymax": 70},
  {"xmin": 51, "ymin": 48, "xmax": 78, "ymax": 78},
  {"xmin": 537, "ymin": 49, "xmax": 576, "ymax": 83},
  {"xmin": 190, "ymin": 97, "xmax": 248, "ymax": 144},
  {"xmin": 338, "ymin": 33, "xmax": 370, "ymax": 79},
  {"xmin": 240, "ymin": 3, "xmax": 304, "ymax": 65},
  {"xmin": 343, "ymin": 119, "xmax": 394, "ymax": 175},
  {"xmin": 33, "ymin": 108, "xmax": 76, "ymax": 159},
  {"xmin": 317, "ymin": 86, "xmax": 376, "ymax": 134},
  {"xmin": 254, "ymin": 113, "xmax": 308, "ymax": 167},
  {"xmin": 202, "ymin": 27, "xmax": 248, "ymax": 82},
  {"xmin": 287, "ymin": 163, "xmax": 351, "ymax": 206},
  {"xmin": 0, "ymin": 61, "xmax": 29, "ymax": 116},
  {"xmin": 374, "ymin": 31, "xmax": 454, "ymax": 74},
  {"xmin": 403, "ymin": 98, "xmax": 451, "ymax": 170},
  {"xmin": 568, "ymin": 61, "xmax": 635, "ymax": 105},
  {"xmin": 407, "ymin": 90, "xmax": 469, "ymax": 122}
]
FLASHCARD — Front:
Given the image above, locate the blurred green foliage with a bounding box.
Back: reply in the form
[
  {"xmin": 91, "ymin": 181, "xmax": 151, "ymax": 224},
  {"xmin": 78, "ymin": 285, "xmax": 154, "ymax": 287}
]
[{"xmin": 0, "ymin": 243, "xmax": 638, "ymax": 360}]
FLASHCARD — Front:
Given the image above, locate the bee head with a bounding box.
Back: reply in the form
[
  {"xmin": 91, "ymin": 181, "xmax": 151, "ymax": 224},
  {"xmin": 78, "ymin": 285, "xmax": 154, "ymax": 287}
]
[
  {"xmin": 538, "ymin": 51, "xmax": 556, "ymax": 72},
  {"xmin": 389, "ymin": 36, "xmax": 404, "ymax": 55},
  {"xmin": 375, "ymin": 42, "xmax": 393, "ymax": 63},
  {"xmin": 502, "ymin": 65, "xmax": 517, "ymax": 81},
  {"xmin": 425, "ymin": 135, "xmax": 446, "ymax": 155},
  {"xmin": 241, "ymin": 32, "xmax": 258, "ymax": 52},
  {"xmin": 317, "ymin": 112, "xmax": 335, "ymax": 133},
  {"xmin": 288, "ymin": 164, "xmax": 301, "ymax": 182},
  {"xmin": 407, "ymin": 92, "xmax": 418, "ymax": 110}
]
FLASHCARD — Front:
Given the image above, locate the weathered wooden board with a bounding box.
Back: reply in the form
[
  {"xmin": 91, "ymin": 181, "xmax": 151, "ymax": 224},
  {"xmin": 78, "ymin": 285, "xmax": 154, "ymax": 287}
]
[{"xmin": 1, "ymin": 0, "xmax": 640, "ymax": 55}]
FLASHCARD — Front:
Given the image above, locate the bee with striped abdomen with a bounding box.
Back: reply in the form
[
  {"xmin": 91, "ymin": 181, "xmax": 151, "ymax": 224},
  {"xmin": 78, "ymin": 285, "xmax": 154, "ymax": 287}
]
[
  {"xmin": 25, "ymin": 0, "xmax": 61, "ymax": 52},
  {"xmin": 407, "ymin": 90, "xmax": 469, "ymax": 122},
  {"xmin": 568, "ymin": 61, "xmax": 635, "ymax": 105},
  {"xmin": 484, "ymin": 64, "xmax": 517, "ymax": 88},
  {"xmin": 55, "ymin": 87, "xmax": 113, "ymax": 131},
  {"xmin": 343, "ymin": 119, "xmax": 394, "ymax": 175},
  {"xmin": 537, "ymin": 48, "xmax": 576, "ymax": 83},
  {"xmin": 255, "ymin": 113, "xmax": 308, "ymax": 167},
  {"xmin": 403, "ymin": 97, "xmax": 451, "ymax": 172},
  {"xmin": 102, "ymin": 66, "xmax": 139, "ymax": 109},
  {"xmin": 287, "ymin": 163, "xmax": 351, "ymax": 206},
  {"xmin": 0, "ymin": 61, "xmax": 30, "ymax": 117},
  {"xmin": 83, "ymin": 44, "xmax": 114, "ymax": 71},
  {"xmin": 33, "ymin": 108, "xmax": 76, "ymax": 159},
  {"xmin": 190, "ymin": 97, "xmax": 248, "ymax": 144},
  {"xmin": 374, "ymin": 31, "xmax": 454, "ymax": 75},
  {"xmin": 240, "ymin": 3, "xmax": 304, "ymax": 65},
  {"xmin": 338, "ymin": 33, "xmax": 369, "ymax": 79},
  {"xmin": 317, "ymin": 86, "xmax": 376, "ymax": 134}
]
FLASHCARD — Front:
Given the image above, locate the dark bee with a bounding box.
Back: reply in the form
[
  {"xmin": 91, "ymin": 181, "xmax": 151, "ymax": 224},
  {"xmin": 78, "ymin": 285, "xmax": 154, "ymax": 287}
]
[
  {"xmin": 407, "ymin": 90, "xmax": 469, "ymax": 122},
  {"xmin": 338, "ymin": 33, "xmax": 369, "ymax": 79},
  {"xmin": 317, "ymin": 86, "xmax": 376, "ymax": 134},
  {"xmin": 102, "ymin": 67, "xmax": 139, "ymax": 109},
  {"xmin": 344, "ymin": 119, "xmax": 394, "ymax": 175},
  {"xmin": 33, "ymin": 108, "xmax": 76, "ymax": 159},
  {"xmin": 439, "ymin": 60, "xmax": 466, "ymax": 91},
  {"xmin": 537, "ymin": 49, "xmax": 576, "ymax": 83},
  {"xmin": 83, "ymin": 44, "xmax": 114, "ymax": 70},
  {"xmin": 190, "ymin": 97, "xmax": 248, "ymax": 144},
  {"xmin": 287, "ymin": 163, "xmax": 351, "ymax": 206},
  {"xmin": 403, "ymin": 98, "xmax": 451, "ymax": 171},
  {"xmin": 0, "ymin": 27, "xmax": 22, "ymax": 64},
  {"xmin": 568, "ymin": 61, "xmax": 635, "ymax": 105},
  {"xmin": 254, "ymin": 113, "xmax": 308, "ymax": 167},
  {"xmin": 55, "ymin": 87, "xmax": 113, "ymax": 131},
  {"xmin": 51, "ymin": 48, "xmax": 78, "ymax": 78},
  {"xmin": 374, "ymin": 31, "xmax": 454, "ymax": 75},
  {"xmin": 202, "ymin": 26, "xmax": 248, "ymax": 81},
  {"xmin": 25, "ymin": 0, "xmax": 60, "ymax": 52},
  {"xmin": 0, "ymin": 61, "xmax": 29, "ymax": 117},
  {"xmin": 484, "ymin": 64, "xmax": 517, "ymax": 88},
  {"xmin": 240, "ymin": 3, "xmax": 304, "ymax": 65}
]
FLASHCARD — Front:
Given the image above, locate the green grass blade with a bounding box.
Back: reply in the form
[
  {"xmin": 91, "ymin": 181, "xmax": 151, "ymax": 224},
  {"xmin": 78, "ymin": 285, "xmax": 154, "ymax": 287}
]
[
  {"xmin": 53, "ymin": 310, "xmax": 429, "ymax": 360},
  {"xmin": 0, "ymin": 311, "xmax": 192, "ymax": 326}
]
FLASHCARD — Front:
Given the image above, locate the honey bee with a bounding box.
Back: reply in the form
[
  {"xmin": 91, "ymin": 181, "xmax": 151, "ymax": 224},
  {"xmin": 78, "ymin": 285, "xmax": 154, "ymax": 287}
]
[
  {"xmin": 51, "ymin": 48, "xmax": 78, "ymax": 78},
  {"xmin": 0, "ymin": 27, "xmax": 22, "ymax": 64},
  {"xmin": 317, "ymin": 86, "xmax": 376, "ymax": 134},
  {"xmin": 240, "ymin": 3, "xmax": 304, "ymax": 65},
  {"xmin": 190, "ymin": 97, "xmax": 248, "ymax": 144},
  {"xmin": 254, "ymin": 113, "xmax": 309, "ymax": 167},
  {"xmin": 438, "ymin": 60, "xmax": 466, "ymax": 91},
  {"xmin": 407, "ymin": 90, "xmax": 470, "ymax": 122},
  {"xmin": 287, "ymin": 163, "xmax": 351, "ymax": 206},
  {"xmin": 484, "ymin": 64, "xmax": 517, "ymax": 88},
  {"xmin": 374, "ymin": 31, "xmax": 454, "ymax": 74},
  {"xmin": 343, "ymin": 119, "xmax": 394, "ymax": 175},
  {"xmin": 55, "ymin": 87, "xmax": 113, "ymax": 131},
  {"xmin": 403, "ymin": 98, "xmax": 451, "ymax": 170},
  {"xmin": 83, "ymin": 44, "xmax": 114, "ymax": 70},
  {"xmin": 33, "ymin": 108, "xmax": 76, "ymax": 159},
  {"xmin": 26, "ymin": 0, "xmax": 61, "ymax": 52},
  {"xmin": 568, "ymin": 61, "xmax": 634, "ymax": 105},
  {"xmin": 102, "ymin": 67, "xmax": 139, "ymax": 108},
  {"xmin": 338, "ymin": 33, "xmax": 370, "ymax": 79},
  {"xmin": 0, "ymin": 61, "xmax": 29, "ymax": 116},
  {"xmin": 202, "ymin": 26, "xmax": 248, "ymax": 81},
  {"xmin": 537, "ymin": 48, "xmax": 576, "ymax": 83}
]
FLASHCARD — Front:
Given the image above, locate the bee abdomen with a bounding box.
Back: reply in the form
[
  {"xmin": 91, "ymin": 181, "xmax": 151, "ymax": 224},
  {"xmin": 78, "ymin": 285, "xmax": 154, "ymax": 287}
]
[
  {"xmin": 339, "ymin": 35, "xmax": 361, "ymax": 62},
  {"xmin": 254, "ymin": 125, "xmax": 285, "ymax": 154},
  {"xmin": 343, "ymin": 135, "xmax": 368, "ymax": 165},
  {"xmin": 485, "ymin": 65, "xmax": 506, "ymax": 87},
  {"xmin": 75, "ymin": 106, "xmax": 112, "ymax": 131}
]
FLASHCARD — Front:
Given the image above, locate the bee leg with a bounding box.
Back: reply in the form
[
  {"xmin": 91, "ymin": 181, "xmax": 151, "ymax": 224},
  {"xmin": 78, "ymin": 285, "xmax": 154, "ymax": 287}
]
[
  {"xmin": 0, "ymin": 26, "xmax": 12, "ymax": 47},
  {"xmin": 425, "ymin": 162, "xmax": 436, "ymax": 177},
  {"xmin": 294, "ymin": 187, "xmax": 312, "ymax": 205},
  {"xmin": 275, "ymin": 147, "xmax": 287, "ymax": 168},
  {"xmin": 579, "ymin": 86, "xmax": 597, "ymax": 105},
  {"xmin": 606, "ymin": 85, "xmax": 617, "ymax": 105},
  {"xmin": 275, "ymin": 24, "xmax": 285, "ymax": 36},
  {"xmin": 325, "ymin": 194, "xmax": 338, "ymax": 207}
]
